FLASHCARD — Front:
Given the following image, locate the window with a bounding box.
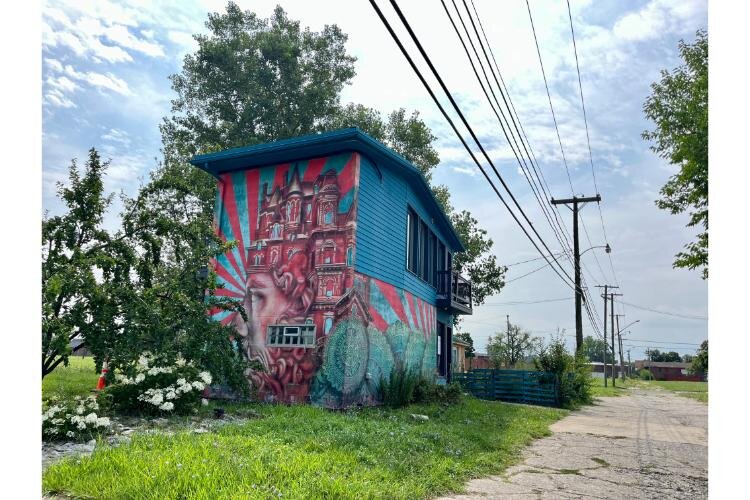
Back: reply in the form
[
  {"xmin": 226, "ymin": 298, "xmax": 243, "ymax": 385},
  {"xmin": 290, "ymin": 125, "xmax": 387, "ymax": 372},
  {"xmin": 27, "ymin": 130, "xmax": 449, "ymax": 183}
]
[
  {"xmin": 324, "ymin": 317, "xmax": 333, "ymax": 335},
  {"xmin": 406, "ymin": 205, "xmax": 448, "ymax": 288},
  {"xmin": 324, "ymin": 211, "xmax": 333, "ymax": 224},
  {"xmin": 267, "ymin": 325, "xmax": 316, "ymax": 347},
  {"xmin": 407, "ymin": 208, "xmax": 419, "ymax": 273},
  {"xmin": 346, "ymin": 246, "xmax": 353, "ymax": 266}
]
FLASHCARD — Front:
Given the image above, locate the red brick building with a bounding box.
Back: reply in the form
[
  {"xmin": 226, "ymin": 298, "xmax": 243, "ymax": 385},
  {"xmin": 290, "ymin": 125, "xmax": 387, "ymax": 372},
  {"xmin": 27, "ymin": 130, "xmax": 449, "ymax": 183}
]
[{"xmin": 634, "ymin": 361, "xmax": 703, "ymax": 381}]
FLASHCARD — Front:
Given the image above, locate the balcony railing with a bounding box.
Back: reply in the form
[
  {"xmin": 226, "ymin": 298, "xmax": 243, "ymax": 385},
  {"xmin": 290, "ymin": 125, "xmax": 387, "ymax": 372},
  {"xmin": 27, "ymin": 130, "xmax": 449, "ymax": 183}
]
[{"xmin": 436, "ymin": 270, "xmax": 473, "ymax": 315}]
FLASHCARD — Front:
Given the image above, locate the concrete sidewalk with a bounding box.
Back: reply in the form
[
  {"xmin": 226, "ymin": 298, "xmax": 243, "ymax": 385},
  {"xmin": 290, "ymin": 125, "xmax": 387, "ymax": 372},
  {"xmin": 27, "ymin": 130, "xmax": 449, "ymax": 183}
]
[{"xmin": 440, "ymin": 389, "xmax": 707, "ymax": 499}]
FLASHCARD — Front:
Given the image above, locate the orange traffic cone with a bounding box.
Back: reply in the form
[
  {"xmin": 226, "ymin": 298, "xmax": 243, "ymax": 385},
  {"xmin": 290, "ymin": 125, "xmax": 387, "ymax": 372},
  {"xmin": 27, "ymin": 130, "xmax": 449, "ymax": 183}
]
[{"xmin": 96, "ymin": 359, "xmax": 109, "ymax": 391}]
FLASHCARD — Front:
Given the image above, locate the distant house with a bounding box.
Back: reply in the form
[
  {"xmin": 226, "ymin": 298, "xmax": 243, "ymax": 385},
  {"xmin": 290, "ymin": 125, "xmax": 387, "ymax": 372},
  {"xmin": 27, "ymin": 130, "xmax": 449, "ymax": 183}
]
[
  {"xmin": 191, "ymin": 128, "xmax": 473, "ymax": 407},
  {"xmin": 634, "ymin": 360, "xmax": 703, "ymax": 381},
  {"xmin": 588, "ymin": 361, "xmax": 625, "ymax": 379},
  {"xmin": 469, "ymin": 353, "xmax": 492, "ymax": 370},
  {"xmin": 451, "ymin": 338, "xmax": 471, "ymax": 373}
]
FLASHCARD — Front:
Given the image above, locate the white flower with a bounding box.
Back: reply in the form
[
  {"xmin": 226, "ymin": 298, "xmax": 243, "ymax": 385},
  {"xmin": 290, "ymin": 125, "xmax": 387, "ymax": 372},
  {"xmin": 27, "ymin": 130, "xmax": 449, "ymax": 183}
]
[
  {"xmin": 135, "ymin": 373, "xmax": 145, "ymax": 384},
  {"xmin": 76, "ymin": 407, "xmax": 85, "ymax": 415},
  {"xmin": 71, "ymin": 416, "xmax": 83, "ymax": 425},
  {"xmin": 192, "ymin": 381, "xmax": 205, "ymax": 391},
  {"xmin": 201, "ymin": 398, "xmax": 209, "ymax": 406},
  {"xmin": 84, "ymin": 413, "xmax": 98, "ymax": 424},
  {"xmin": 96, "ymin": 417, "xmax": 110, "ymax": 427},
  {"xmin": 199, "ymin": 372, "xmax": 212, "ymax": 385},
  {"xmin": 175, "ymin": 357, "xmax": 186, "ymax": 367},
  {"xmin": 66, "ymin": 431, "xmax": 75, "ymax": 438},
  {"xmin": 149, "ymin": 393, "xmax": 164, "ymax": 406},
  {"xmin": 159, "ymin": 402, "xmax": 175, "ymax": 411},
  {"xmin": 177, "ymin": 384, "xmax": 193, "ymax": 394},
  {"xmin": 165, "ymin": 391, "xmax": 177, "ymax": 400},
  {"xmin": 176, "ymin": 378, "xmax": 187, "ymax": 386},
  {"xmin": 49, "ymin": 428, "xmax": 59, "ymax": 435},
  {"xmin": 77, "ymin": 422, "xmax": 87, "ymax": 430}
]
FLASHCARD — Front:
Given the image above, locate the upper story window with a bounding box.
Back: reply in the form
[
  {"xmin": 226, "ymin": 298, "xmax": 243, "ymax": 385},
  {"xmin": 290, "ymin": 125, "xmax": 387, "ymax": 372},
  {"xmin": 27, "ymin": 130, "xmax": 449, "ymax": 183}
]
[{"xmin": 406, "ymin": 205, "xmax": 450, "ymax": 287}]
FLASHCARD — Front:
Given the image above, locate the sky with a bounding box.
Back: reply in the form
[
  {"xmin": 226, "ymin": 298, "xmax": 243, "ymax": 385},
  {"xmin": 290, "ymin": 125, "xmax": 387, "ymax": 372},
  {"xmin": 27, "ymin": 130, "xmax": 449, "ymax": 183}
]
[{"xmin": 41, "ymin": 0, "xmax": 708, "ymax": 360}]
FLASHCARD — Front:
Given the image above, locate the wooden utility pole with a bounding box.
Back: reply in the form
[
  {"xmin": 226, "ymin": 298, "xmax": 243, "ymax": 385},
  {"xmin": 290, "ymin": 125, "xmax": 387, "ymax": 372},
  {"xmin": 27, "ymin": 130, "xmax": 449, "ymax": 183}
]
[
  {"xmin": 551, "ymin": 195, "xmax": 601, "ymax": 352},
  {"xmin": 615, "ymin": 314, "xmax": 626, "ymax": 382},
  {"xmin": 609, "ymin": 292, "xmax": 622, "ymax": 386},
  {"xmin": 595, "ymin": 285, "xmax": 617, "ymax": 386}
]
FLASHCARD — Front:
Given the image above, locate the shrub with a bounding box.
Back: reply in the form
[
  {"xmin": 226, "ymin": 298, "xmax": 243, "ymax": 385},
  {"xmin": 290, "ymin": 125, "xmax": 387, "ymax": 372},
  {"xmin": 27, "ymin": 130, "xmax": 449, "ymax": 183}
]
[
  {"xmin": 101, "ymin": 352, "xmax": 211, "ymax": 416},
  {"xmin": 414, "ymin": 378, "xmax": 463, "ymax": 405},
  {"xmin": 638, "ymin": 368, "xmax": 653, "ymax": 380},
  {"xmin": 535, "ymin": 339, "xmax": 592, "ymax": 408},
  {"xmin": 378, "ymin": 366, "xmax": 421, "ymax": 408},
  {"xmin": 42, "ymin": 395, "xmax": 111, "ymax": 441}
]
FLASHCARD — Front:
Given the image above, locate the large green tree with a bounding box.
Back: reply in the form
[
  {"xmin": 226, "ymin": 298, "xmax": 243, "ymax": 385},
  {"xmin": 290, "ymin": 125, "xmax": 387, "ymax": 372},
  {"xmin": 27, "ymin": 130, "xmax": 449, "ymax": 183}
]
[
  {"xmin": 160, "ymin": 2, "xmax": 505, "ymax": 306},
  {"xmin": 580, "ymin": 335, "xmax": 613, "ymax": 364},
  {"xmin": 486, "ymin": 323, "xmax": 541, "ymax": 368},
  {"xmin": 643, "ymin": 30, "xmax": 708, "ymax": 279}
]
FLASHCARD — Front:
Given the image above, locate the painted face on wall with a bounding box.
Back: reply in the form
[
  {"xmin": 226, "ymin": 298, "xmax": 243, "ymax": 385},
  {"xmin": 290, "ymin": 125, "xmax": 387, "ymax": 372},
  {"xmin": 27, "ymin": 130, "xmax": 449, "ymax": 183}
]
[{"xmin": 211, "ymin": 153, "xmax": 359, "ymax": 402}]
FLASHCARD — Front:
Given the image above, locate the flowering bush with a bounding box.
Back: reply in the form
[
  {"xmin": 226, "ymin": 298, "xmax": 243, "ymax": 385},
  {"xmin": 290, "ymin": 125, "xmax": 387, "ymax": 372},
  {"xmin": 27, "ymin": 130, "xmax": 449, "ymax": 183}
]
[
  {"xmin": 42, "ymin": 395, "xmax": 111, "ymax": 441},
  {"xmin": 101, "ymin": 352, "xmax": 212, "ymax": 415}
]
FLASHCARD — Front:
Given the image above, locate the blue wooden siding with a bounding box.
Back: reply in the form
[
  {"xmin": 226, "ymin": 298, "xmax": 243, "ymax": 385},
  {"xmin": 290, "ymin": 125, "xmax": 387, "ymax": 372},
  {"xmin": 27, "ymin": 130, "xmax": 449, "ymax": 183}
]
[{"xmin": 355, "ymin": 154, "xmax": 454, "ymax": 318}]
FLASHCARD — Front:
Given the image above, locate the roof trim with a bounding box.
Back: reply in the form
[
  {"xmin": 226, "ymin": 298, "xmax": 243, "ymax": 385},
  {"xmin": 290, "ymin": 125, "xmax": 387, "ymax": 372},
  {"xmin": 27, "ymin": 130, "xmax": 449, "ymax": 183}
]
[{"xmin": 190, "ymin": 128, "xmax": 465, "ymax": 251}]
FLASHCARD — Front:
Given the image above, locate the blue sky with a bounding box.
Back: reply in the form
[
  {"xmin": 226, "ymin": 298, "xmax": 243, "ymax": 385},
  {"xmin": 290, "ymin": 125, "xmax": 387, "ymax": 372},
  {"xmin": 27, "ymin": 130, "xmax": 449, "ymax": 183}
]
[{"xmin": 42, "ymin": 0, "xmax": 708, "ymax": 360}]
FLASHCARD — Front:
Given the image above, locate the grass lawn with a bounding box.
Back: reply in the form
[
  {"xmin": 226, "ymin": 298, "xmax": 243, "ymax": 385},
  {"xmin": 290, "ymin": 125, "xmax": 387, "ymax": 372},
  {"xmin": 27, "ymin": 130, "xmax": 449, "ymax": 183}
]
[
  {"xmin": 43, "ymin": 398, "xmax": 566, "ymax": 499},
  {"xmin": 589, "ymin": 378, "xmax": 632, "ymax": 398},
  {"xmin": 42, "ymin": 356, "xmax": 99, "ymax": 402},
  {"xmin": 641, "ymin": 380, "xmax": 708, "ymax": 403}
]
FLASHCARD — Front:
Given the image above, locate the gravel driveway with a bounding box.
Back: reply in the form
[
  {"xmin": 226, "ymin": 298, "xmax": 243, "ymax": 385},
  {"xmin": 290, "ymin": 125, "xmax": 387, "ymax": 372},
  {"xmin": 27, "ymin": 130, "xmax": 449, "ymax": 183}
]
[{"xmin": 440, "ymin": 388, "xmax": 707, "ymax": 499}]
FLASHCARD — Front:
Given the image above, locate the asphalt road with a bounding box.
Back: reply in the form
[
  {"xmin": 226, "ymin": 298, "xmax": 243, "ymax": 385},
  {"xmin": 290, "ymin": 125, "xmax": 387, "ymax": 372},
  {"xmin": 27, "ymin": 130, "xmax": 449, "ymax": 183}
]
[{"xmin": 440, "ymin": 388, "xmax": 707, "ymax": 499}]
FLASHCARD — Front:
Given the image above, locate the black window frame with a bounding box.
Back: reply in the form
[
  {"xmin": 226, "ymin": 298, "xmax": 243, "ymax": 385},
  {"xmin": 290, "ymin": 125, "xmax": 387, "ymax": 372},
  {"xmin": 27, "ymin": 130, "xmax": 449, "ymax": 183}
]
[{"xmin": 406, "ymin": 204, "xmax": 448, "ymax": 289}]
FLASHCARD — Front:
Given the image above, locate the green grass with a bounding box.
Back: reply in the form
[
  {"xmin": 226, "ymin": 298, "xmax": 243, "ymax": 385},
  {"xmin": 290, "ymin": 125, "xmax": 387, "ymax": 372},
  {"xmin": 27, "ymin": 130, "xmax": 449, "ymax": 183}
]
[
  {"xmin": 43, "ymin": 398, "xmax": 566, "ymax": 499},
  {"xmin": 638, "ymin": 380, "xmax": 708, "ymax": 403},
  {"xmin": 589, "ymin": 378, "xmax": 631, "ymax": 398},
  {"xmin": 42, "ymin": 356, "xmax": 99, "ymax": 402}
]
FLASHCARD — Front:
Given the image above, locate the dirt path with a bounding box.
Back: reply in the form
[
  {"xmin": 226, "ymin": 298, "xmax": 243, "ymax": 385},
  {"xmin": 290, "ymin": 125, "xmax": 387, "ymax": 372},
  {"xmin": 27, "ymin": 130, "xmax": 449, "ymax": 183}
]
[{"xmin": 440, "ymin": 389, "xmax": 707, "ymax": 499}]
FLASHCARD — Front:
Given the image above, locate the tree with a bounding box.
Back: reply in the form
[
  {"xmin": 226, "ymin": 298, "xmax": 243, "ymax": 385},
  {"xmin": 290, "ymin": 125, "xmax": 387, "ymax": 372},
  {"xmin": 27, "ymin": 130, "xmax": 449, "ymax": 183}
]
[
  {"xmin": 580, "ymin": 335, "xmax": 613, "ymax": 364},
  {"xmin": 42, "ymin": 149, "xmax": 118, "ymax": 377},
  {"xmin": 646, "ymin": 349, "xmax": 681, "ymax": 362},
  {"xmin": 486, "ymin": 323, "xmax": 541, "ymax": 368},
  {"xmin": 643, "ymin": 30, "xmax": 708, "ymax": 279},
  {"xmin": 162, "ymin": 2, "xmax": 356, "ymax": 162},
  {"xmin": 690, "ymin": 340, "xmax": 708, "ymax": 377},
  {"xmin": 160, "ymin": 2, "xmax": 506, "ymax": 308},
  {"xmin": 41, "ymin": 148, "xmax": 249, "ymax": 389}
]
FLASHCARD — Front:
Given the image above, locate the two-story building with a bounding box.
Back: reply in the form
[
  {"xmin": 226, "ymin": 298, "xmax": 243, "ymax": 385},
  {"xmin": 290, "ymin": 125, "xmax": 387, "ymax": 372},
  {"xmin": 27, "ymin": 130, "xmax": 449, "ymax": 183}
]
[{"xmin": 190, "ymin": 128, "xmax": 472, "ymax": 408}]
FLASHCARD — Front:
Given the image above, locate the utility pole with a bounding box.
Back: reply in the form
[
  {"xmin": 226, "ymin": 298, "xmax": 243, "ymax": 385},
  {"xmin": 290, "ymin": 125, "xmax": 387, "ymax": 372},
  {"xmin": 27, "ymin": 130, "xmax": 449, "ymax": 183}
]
[
  {"xmin": 506, "ymin": 314, "xmax": 510, "ymax": 368},
  {"xmin": 615, "ymin": 314, "xmax": 626, "ymax": 382},
  {"xmin": 551, "ymin": 195, "xmax": 601, "ymax": 352},
  {"xmin": 595, "ymin": 285, "xmax": 617, "ymax": 386},
  {"xmin": 609, "ymin": 292, "xmax": 622, "ymax": 387},
  {"xmin": 627, "ymin": 349, "xmax": 632, "ymax": 377}
]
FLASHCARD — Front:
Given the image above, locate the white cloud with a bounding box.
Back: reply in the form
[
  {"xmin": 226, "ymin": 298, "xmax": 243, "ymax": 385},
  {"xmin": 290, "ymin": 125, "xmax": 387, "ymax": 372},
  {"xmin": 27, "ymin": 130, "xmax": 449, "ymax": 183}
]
[
  {"xmin": 105, "ymin": 24, "xmax": 165, "ymax": 58},
  {"xmin": 101, "ymin": 128, "xmax": 131, "ymax": 146},
  {"xmin": 44, "ymin": 88, "xmax": 76, "ymax": 108},
  {"xmin": 452, "ymin": 166, "xmax": 478, "ymax": 177}
]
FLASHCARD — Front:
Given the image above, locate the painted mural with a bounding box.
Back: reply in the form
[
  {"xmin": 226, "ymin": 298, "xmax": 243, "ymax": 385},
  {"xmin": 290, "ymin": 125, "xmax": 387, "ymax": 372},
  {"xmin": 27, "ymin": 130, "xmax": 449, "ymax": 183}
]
[
  {"xmin": 310, "ymin": 273, "xmax": 438, "ymax": 408},
  {"xmin": 209, "ymin": 152, "xmax": 359, "ymax": 403},
  {"xmin": 209, "ymin": 152, "xmax": 438, "ymax": 407}
]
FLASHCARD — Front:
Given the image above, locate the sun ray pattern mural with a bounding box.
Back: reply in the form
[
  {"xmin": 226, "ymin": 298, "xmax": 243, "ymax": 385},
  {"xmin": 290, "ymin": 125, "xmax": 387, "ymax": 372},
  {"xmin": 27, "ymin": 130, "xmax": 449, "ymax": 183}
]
[{"xmin": 208, "ymin": 152, "xmax": 437, "ymax": 406}]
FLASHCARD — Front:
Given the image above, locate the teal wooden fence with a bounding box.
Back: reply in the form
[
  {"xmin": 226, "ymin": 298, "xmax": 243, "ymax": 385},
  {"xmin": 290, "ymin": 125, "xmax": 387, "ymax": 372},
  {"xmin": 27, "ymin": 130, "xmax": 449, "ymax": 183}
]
[{"xmin": 452, "ymin": 369, "xmax": 559, "ymax": 407}]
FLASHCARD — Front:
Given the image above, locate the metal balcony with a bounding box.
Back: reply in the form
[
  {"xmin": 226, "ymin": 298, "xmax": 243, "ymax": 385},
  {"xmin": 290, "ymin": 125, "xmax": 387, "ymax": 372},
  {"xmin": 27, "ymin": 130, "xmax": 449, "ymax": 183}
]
[{"xmin": 436, "ymin": 270, "xmax": 473, "ymax": 315}]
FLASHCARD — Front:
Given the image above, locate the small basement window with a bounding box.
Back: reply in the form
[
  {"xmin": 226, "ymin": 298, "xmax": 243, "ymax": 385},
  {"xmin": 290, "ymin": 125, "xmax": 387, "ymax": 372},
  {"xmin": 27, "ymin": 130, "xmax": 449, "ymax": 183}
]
[{"xmin": 267, "ymin": 325, "xmax": 316, "ymax": 347}]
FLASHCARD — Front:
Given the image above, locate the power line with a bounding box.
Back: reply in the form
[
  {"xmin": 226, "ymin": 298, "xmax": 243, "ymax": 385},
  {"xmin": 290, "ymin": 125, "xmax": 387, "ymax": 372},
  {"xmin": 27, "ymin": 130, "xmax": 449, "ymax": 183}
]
[
  {"xmin": 481, "ymin": 297, "xmax": 571, "ymax": 306},
  {"xmin": 615, "ymin": 300, "xmax": 707, "ymax": 320},
  {"xmin": 504, "ymin": 252, "xmax": 566, "ymax": 267},
  {"xmin": 442, "ymin": 0, "xmax": 576, "ymax": 271},
  {"xmin": 370, "ymin": 0, "xmax": 576, "ymax": 291}
]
